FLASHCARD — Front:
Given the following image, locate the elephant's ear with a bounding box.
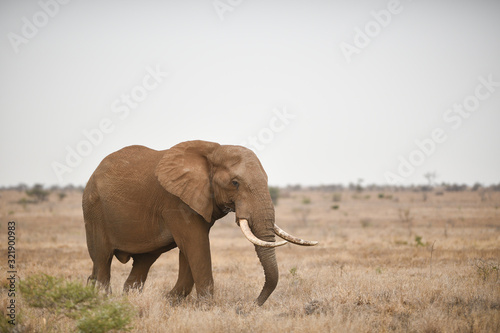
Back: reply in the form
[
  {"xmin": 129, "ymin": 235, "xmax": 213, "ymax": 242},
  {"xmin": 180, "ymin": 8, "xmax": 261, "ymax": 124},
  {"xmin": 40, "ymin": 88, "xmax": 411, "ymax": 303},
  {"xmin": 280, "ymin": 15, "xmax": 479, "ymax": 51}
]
[{"xmin": 155, "ymin": 140, "xmax": 220, "ymax": 223}]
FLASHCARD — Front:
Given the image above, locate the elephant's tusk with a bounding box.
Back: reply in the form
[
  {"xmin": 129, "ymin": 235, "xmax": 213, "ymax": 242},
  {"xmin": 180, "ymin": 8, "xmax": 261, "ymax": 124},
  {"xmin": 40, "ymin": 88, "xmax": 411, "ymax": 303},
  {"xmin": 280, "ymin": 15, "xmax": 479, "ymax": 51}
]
[
  {"xmin": 274, "ymin": 224, "xmax": 319, "ymax": 246},
  {"xmin": 239, "ymin": 219, "xmax": 288, "ymax": 248}
]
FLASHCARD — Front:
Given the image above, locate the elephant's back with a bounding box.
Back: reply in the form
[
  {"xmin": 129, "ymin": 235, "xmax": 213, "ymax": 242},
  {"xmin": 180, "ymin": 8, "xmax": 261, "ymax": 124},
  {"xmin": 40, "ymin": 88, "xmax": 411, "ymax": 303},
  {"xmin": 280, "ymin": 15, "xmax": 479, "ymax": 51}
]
[
  {"xmin": 83, "ymin": 145, "xmax": 164, "ymax": 212},
  {"xmin": 94, "ymin": 145, "xmax": 161, "ymax": 182},
  {"xmin": 98, "ymin": 145, "xmax": 161, "ymax": 172}
]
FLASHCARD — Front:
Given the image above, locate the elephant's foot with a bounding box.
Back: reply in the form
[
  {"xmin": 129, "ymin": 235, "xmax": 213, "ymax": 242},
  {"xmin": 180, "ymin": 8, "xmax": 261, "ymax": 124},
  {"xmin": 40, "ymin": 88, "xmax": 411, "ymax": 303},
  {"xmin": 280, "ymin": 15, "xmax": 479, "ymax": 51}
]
[
  {"xmin": 123, "ymin": 280, "xmax": 145, "ymax": 293},
  {"xmin": 87, "ymin": 275, "xmax": 96, "ymax": 287},
  {"xmin": 87, "ymin": 273, "xmax": 112, "ymax": 293},
  {"xmin": 166, "ymin": 290, "xmax": 189, "ymax": 306},
  {"xmin": 166, "ymin": 289, "xmax": 214, "ymax": 308},
  {"xmin": 195, "ymin": 283, "xmax": 214, "ymax": 301},
  {"xmin": 167, "ymin": 287, "xmax": 191, "ymax": 300}
]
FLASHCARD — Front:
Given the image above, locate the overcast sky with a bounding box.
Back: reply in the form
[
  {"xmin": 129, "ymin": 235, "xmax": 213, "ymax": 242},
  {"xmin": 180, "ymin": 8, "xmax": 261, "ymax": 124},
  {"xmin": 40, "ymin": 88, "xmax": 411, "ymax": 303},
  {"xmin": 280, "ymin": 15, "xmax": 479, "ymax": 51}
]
[{"xmin": 1, "ymin": 0, "xmax": 499, "ymax": 188}]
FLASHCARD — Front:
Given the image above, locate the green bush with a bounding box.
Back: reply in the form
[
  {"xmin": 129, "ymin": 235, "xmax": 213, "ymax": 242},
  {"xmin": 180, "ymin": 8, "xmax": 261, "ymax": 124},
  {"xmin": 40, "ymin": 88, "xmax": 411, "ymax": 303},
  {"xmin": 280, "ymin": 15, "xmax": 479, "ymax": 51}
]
[
  {"xmin": 77, "ymin": 301, "xmax": 134, "ymax": 333},
  {"xmin": 20, "ymin": 274, "xmax": 99, "ymax": 316},
  {"xmin": 20, "ymin": 273, "xmax": 134, "ymax": 332},
  {"xmin": 415, "ymin": 235, "xmax": 425, "ymax": 247}
]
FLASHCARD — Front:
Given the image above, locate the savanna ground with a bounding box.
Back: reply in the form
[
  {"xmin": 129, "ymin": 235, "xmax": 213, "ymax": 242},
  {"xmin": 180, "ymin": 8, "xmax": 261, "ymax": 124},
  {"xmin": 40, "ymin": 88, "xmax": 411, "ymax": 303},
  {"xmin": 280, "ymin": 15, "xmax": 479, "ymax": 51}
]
[{"xmin": 1, "ymin": 187, "xmax": 499, "ymax": 332}]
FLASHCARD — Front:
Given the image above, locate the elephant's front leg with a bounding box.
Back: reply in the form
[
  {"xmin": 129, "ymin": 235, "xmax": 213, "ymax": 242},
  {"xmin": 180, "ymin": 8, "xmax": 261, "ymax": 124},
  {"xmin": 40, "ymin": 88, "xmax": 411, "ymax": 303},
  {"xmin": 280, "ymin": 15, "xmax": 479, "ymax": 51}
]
[
  {"xmin": 183, "ymin": 234, "xmax": 214, "ymax": 299},
  {"xmin": 173, "ymin": 225, "xmax": 214, "ymax": 300},
  {"xmin": 168, "ymin": 250, "xmax": 194, "ymax": 298}
]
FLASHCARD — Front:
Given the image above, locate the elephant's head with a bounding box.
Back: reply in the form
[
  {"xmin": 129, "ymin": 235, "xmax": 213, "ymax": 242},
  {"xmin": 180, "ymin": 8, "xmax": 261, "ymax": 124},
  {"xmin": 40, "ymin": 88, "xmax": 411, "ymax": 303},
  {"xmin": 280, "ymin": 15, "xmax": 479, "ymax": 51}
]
[{"xmin": 155, "ymin": 140, "xmax": 317, "ymax": 305}]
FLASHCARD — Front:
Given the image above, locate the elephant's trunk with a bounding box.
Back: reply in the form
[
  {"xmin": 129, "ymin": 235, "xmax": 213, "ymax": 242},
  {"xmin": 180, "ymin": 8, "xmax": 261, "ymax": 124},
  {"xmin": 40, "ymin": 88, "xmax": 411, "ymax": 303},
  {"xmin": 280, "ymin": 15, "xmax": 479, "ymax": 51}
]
[
  {"xmin": 248, "ymin": 205, "xmax": 280, "ymax": 306},
  {"xmin": 255, "ymin": 245, "xmax": 278, "ymax": 306}
]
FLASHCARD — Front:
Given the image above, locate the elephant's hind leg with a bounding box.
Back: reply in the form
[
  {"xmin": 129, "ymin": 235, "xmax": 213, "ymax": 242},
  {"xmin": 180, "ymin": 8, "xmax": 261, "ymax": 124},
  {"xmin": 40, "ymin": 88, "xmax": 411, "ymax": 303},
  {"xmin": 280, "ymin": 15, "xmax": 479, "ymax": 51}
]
[
  {"xmin": 85, "ymin": 220, "xmax": 113, "ymax": 293},
  {"xmin": 123, "ymin": 253, "xmax": 161, "ymax": 292},
  {"xmin": 89, "ymin": 252, "xmax": 113, "ymax": 293}
]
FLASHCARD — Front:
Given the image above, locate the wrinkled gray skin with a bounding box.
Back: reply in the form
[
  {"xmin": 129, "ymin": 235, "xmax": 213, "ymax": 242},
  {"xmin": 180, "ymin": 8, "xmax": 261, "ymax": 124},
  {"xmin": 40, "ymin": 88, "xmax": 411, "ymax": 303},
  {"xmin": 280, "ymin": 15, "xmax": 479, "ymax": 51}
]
[{"xmin": 83, "ymin": 140, "xmax": 280, "ymax": 305}]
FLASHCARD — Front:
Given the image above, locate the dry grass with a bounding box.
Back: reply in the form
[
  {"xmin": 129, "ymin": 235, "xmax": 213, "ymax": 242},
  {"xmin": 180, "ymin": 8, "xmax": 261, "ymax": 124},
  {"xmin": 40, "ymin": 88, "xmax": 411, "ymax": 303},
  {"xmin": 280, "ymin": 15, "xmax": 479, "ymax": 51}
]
[{"xmin": 1, "ymin": 189, "xmax": 499, "ymax": 332}]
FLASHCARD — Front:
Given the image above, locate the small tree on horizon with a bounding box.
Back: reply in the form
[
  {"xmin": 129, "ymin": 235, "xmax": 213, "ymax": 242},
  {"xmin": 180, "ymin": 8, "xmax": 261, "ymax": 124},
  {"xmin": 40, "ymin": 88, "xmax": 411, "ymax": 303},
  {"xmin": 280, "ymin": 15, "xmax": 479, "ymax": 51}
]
[{"xmin": 423, "ymin": 172, "xmax": 437, "ymax": 189}]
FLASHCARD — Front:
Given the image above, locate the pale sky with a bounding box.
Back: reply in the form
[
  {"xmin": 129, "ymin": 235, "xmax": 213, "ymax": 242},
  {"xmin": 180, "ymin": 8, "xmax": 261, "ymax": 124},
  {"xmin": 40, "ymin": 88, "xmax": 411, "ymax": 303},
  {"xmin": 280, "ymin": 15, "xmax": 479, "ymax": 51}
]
[{"xmin": 1, "ymin": 0, "xmax": 499, "ymax": 187}]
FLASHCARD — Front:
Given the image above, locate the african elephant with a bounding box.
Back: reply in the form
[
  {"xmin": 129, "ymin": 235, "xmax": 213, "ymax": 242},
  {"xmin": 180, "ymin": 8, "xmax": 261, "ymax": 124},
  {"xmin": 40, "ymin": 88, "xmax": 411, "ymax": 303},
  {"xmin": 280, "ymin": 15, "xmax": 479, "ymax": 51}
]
[{"xmin": 83, "ymin": 140, "xmax": 317, "ymax": 306}]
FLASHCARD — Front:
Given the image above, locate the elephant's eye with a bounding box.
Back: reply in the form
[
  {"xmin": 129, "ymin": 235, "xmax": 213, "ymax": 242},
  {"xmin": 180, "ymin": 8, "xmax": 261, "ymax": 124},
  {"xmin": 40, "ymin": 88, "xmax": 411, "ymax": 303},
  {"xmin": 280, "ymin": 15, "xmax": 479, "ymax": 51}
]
[{"xmin": 232, "ymin": 180, "xmax": 239, "ymax": 189}]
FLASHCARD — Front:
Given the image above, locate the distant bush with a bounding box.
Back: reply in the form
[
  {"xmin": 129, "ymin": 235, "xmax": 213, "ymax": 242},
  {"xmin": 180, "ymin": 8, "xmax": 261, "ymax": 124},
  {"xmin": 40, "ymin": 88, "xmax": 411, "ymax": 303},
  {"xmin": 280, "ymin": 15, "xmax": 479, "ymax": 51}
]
[
  {"xmin": 269, "ymin": 186, "xmax": 280, "ymax": 205},
  {"xmin": 442, "ymin": 183, "xmax": 468, "ymax": 192},
  {"xmin": 17, "ymin": 197, "xmax": 32, "ymax": 209},
  {"xmin": 415, "ymin": 235, "xmax": 425, "ymax": 247},
  {"xmin": 471, "ymin": 183, "xmax": 483, "ymax": 191},
  {"xmin": 286, "ymin": 184, "xmax": 302, "ymax": 191},
  {"xmin": 490, "ymin": 183, "xmax": 500, "ymax": 191},
  {"xmin": 352, "ymin": 193, "xmax": 371, "ymax": 200},
  {"xmin": 26, "ymin": 184, "xmax": 50, "ymax": 203}
]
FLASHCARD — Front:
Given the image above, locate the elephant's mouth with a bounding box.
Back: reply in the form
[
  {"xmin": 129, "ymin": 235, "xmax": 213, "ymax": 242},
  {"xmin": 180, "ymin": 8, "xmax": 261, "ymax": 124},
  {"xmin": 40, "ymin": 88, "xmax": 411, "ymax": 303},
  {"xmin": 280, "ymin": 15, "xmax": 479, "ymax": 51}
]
[
  {"xmin": 237, "ymin": 218, "xmax": 318, "ymax": 248},
  {"xmin": 222, "ymin": 205, "xmax": 235, "ymax": 214}
]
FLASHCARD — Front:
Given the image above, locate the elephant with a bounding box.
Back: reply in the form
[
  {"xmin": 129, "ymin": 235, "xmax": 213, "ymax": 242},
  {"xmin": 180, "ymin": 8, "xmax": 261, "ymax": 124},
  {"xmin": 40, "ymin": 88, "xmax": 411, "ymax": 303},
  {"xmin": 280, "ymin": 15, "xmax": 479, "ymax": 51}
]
[{"xmin": 82, "ymin": 140, "xmax": 317, "ymax": 306}]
